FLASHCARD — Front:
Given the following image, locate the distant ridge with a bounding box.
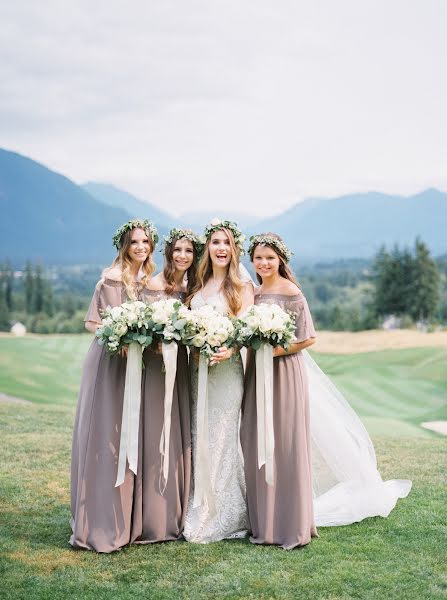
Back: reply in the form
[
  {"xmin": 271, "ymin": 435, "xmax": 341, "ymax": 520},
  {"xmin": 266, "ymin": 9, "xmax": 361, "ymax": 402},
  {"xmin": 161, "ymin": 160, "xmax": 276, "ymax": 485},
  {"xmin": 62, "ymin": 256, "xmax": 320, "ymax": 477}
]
[
  {"xmin": 1, "ymin": 147, "xmax": 446, "ymax": 263},
  {"xmin": 0, "ymin": 149, "xmax": 131, "ymax": 264},
  {"xmin": 83, "ymin": 182, "xmax": 175, "ymax": 228},
  {"xmin": 253, "ymin": 189, "xmax": 447, "ymax": 259}
]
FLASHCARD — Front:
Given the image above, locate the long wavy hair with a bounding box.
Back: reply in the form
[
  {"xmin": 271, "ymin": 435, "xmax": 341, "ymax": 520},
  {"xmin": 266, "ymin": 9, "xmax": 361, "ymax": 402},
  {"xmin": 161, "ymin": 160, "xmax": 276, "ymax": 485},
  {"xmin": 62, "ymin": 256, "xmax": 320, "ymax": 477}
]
[
  {"xmin": 187, "ymin": 227, "xmax": 243, "ymax": 316},
  {"xmin": 105, "ymin": 227, "xmax": 156, "ymax": 298},
  {"xmin": 249, "ymin": 232, "xmax": 299, "ymax": 286},
  {"xmin": 163, "ymin": 237, "xmax": 198, "ymax": 296}
]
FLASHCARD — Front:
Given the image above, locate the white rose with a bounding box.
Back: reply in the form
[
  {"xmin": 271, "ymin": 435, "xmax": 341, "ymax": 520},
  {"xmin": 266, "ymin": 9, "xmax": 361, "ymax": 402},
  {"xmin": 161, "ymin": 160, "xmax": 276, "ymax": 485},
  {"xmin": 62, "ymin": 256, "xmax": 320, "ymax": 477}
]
[
  {"xmin": 210, "ymin": 218, "xmax": 221, "ymax": 226},
  {"xmin": 114, "ymin": 323, "xmax": 128, "ymax": 337},
  {"xmin": 193, "ymin": 334, "xmax": 206, "ymax": 347},
  {"xmin": 110, "ymin": 306, "xmax": 123, "ymax": 320}
]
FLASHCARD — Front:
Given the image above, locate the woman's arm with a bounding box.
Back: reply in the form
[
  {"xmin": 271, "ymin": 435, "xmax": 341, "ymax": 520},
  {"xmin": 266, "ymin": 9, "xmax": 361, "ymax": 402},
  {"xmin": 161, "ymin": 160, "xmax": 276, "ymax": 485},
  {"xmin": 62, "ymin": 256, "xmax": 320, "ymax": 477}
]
[
  {"xmin": 85, "ymin": 321, "xmax": 101, "ymax": 334},
  {"xmin": 239, "ymin": 282, "xmax": 255, "ymax": 315},
  {"xmin": 273, "ymin": 337, "xmax": 316, "ymax": 357}
]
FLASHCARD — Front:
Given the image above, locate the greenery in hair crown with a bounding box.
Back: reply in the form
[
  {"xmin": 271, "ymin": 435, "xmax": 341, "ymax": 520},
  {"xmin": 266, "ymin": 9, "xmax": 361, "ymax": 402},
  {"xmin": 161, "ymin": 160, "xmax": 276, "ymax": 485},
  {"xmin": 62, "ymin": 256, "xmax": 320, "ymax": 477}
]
[
  {"xmin": 163, "ymin": 228, "xmax": 205, "ymax": 253},
  {"xmin": 112, "ymin": 219, "xmax": 159, "ymax": 250},
  {"xmin": 203, "ymin": 218, "xmax": 246, "ymax": 255},
  {"xmin": 248, "ymin": 234, "xmax": 293, "ymax": 262}
]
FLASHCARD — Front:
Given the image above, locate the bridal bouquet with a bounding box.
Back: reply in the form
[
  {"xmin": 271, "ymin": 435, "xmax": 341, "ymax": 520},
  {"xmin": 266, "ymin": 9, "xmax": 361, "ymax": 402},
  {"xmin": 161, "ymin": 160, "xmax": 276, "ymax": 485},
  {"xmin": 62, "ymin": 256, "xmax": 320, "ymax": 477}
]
[
  {"xmin": 145, "ymin": 297, "xmax": 191, "ymax": 492},
  {"xmin": 235, "ymin": 303, "xmax": 296, "ymax": 488},
  {"xmin": 148, "ymin": 298, "xmax": 191, "ymax": 343},
  {"xmin": 96, "ymin": 300, "xmax": 153, "ymax": 354},
  {"xmin": 235, "ymin": 303, "xmax": 296, "ymax": 350},
  {"xmin": 181, "ymin": 303, "xmax": 236, "ymax": 513},
  {"xmin": 181, "ymin": 304, "xmax": 236, "ymax": 362}
]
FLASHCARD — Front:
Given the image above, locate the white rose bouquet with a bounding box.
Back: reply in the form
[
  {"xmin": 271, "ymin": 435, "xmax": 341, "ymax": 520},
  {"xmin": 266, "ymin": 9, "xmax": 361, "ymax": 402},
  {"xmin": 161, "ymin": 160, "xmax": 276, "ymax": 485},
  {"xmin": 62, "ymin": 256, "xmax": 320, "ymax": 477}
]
[
  {"xmin": 235, "ymin": 302, "xmax": 296, "ymax": 350},
  {"xmin": 235, "ymin": 303, "xmax": 297, "ymax": 488},
  {"xmin": 181, "ymin": 304, "xmax": 236, "ymax": 362},
  {"xmin": 181, "ymin": 303, "xmax": 237, "ymax": 513},
  {"xmin": 142, "ymin": 297, "xmax": 192, "ymax": 493},
  {"xmin": 96, "ymin": 300, "xmax": 153, "ymax": 354},
  {"xmin": 95, "ymin": 299, "xmax": 154, "ymax": 487},
  {"xmin": 148, "ymin": 298, "xmax": 191, "ymax": 344}
]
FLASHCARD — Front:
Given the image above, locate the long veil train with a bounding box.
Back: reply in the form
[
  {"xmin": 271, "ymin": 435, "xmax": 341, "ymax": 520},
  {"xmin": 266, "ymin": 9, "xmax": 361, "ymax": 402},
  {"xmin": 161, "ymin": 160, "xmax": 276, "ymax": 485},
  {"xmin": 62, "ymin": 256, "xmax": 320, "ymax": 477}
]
[{"xmin": 303, "ymin": 351, "xmax": 412, "ymax": 527}]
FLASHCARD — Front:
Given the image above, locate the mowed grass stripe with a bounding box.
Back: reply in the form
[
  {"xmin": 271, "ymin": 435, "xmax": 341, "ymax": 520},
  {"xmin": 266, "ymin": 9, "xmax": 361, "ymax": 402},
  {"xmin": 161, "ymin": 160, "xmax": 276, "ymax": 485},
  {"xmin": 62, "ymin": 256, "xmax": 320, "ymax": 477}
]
[
  {"xmin": 0, "ymin": 335, "xmax": 91, "ymax": 404},
  {"xmin": 0, "ymin": 337, "xmax": 446, "ymax": 439},
  {"xmin": 312, "ymin": 348, "xmax": 447, "ymax": 426}
]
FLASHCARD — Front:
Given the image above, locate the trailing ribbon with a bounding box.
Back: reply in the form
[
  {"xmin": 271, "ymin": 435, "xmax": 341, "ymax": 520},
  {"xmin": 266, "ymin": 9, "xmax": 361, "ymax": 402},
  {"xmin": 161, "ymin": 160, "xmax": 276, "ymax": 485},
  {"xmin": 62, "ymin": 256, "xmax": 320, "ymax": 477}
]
[
  {"xmin": 193, "ymin": 354, "xmax": 216, "ymax": 515},
  {"xmin": 115, "ymin": 342, "xmax": 143, "ymax": 487},
  {"xmin": 255, "ymin": 343, "xmax": 275, "ymax": 485},
  {"xmin": 159, "ymin": 341, "xmax": 179, "ymax": 494}
]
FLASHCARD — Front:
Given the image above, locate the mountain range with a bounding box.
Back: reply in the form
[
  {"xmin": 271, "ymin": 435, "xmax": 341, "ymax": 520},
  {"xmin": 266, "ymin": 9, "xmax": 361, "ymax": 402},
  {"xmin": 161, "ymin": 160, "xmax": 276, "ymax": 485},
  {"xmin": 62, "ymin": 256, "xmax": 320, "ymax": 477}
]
[{"xmin": 1, "ymin": 147, "xmax": 446, "ymax": 264}]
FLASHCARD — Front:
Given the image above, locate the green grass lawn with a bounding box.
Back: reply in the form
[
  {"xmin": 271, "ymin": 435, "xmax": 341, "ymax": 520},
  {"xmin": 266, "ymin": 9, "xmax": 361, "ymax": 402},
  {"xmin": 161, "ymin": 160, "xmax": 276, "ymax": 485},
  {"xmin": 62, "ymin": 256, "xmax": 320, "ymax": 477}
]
[
  {"xmin": 314, "ymin": 348, "xmax": 447, "ymax": 437},
  {"xmin": 0, "ymin": 335, "xmax": 446, "ymax": 599},
  {"xmin": 1, "ymin": 336, "xmax": 446, "ymax": 437}
]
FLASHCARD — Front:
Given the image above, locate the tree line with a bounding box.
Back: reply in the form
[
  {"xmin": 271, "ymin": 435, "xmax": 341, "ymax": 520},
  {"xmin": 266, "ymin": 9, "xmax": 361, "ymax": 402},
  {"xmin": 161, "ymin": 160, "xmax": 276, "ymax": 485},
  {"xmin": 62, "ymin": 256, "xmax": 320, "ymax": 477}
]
[
  {"xmin": 0, "ymin": 239, "xmax": 444, "ymax": 333},
  {"xmin": 370, "ymin": 238, "xmax": 442, "ymax": 323},
  {"xmin": 0, "ymin": 261, "xmax": 88, "ymax": 333}
]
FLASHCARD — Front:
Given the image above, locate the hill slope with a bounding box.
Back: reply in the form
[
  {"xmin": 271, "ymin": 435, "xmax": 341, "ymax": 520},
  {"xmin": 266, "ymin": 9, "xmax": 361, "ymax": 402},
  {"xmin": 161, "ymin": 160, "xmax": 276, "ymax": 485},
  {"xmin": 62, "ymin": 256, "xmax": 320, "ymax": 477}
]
[
  {"xmin": 255, "ymin": 189, "xmax": 447, "ymax": 258},
  {"xmin": 0, "ymin": 149, "xmax": 131, "ymax": 264},
  {"xmin": 82, "ymin": 182, "xmax": 175, "ymax": 229}
]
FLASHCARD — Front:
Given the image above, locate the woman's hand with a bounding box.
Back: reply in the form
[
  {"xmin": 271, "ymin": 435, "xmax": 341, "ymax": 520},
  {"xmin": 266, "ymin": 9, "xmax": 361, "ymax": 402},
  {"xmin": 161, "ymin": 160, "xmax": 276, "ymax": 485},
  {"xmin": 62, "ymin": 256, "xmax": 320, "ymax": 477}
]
[
  {"xmin": 210, "ymin": 346, "xmax": 234, "ymax": 366},
  {"xmin": 119, "ymin": 345, "xmax": 128, "ymax": 358},
  {"xmin": 85, "ymin": 320, "xmax": 101, "ymax": 334},
  {"xmin": 272, "ymin": 337, "xmax": 316, "ymax": 357}
]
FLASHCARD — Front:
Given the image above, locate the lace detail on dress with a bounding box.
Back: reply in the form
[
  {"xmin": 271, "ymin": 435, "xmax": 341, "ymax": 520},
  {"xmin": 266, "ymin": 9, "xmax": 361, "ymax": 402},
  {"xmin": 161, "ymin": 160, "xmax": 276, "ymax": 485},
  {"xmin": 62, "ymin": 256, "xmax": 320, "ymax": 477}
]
[{"xmin": 183, "ymin": 291, "xmax": 249, "ymax": 542}]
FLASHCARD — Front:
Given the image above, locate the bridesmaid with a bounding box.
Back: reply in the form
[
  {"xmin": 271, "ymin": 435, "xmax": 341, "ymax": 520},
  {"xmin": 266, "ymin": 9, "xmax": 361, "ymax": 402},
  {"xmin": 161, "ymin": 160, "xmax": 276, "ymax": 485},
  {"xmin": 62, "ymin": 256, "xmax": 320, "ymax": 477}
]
[
  {"xmin": 70, "ymin": 219, "xmax": 158, "ymax": 552},
  {"xmin": 240, "ymin": 233, "xmax": 318, "ymax": 549},
  {"xmin": 131, "ymin": 228, "xmax": 201, "ymax": 544}
]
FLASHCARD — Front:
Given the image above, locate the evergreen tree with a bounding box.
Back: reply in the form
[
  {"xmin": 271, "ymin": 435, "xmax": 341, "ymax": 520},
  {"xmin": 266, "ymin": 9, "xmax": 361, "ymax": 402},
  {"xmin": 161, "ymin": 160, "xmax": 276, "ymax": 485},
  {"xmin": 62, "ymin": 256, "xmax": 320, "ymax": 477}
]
[
  {"xmin": 43, "ymin": 280, "xmax": 54, "ymax": 317},
  {"xmin": 0, "ymin": 290, "xmax": 9, "ymax": 330},
  {"xmin": 371, "ymin": 238, "xmax": 441, "ymax": 323},
  {"xmin": 32, "ymin": 264, "xmax": 45, "ymax": 313},
  {"xmin": 3, "ymin": 260, "xmax": 13, "ymax": 310},
  {"xmin": 0, "ymin": 264, "xmax": 10, "ymax": 330},
  {"xmin": 408, "ymin": 238, "xmax": 441, "ymax": 321},
  {"xmin": 24, "ymin": 261, "xmax": 34, "ymax": 313}
]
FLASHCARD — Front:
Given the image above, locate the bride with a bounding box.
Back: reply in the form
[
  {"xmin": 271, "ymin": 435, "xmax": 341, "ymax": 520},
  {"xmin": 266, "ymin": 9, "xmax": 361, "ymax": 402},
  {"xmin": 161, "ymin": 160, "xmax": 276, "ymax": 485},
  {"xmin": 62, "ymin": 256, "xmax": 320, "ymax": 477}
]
[{"xmin": 183, "ymin": 219, "xmax": 254, "ymax": 543}]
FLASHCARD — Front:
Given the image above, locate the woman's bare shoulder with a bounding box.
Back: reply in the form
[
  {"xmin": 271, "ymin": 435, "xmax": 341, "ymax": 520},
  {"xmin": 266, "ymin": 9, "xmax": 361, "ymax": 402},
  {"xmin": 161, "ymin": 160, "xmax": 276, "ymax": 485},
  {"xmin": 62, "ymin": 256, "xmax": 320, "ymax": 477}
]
[
  {"xmin": 276, "ymin": 279, "xmax": 301, "ymax": 296},
  {"xmin": 146, "ymin": 273, "xmax": 166, "ymax": 291}
]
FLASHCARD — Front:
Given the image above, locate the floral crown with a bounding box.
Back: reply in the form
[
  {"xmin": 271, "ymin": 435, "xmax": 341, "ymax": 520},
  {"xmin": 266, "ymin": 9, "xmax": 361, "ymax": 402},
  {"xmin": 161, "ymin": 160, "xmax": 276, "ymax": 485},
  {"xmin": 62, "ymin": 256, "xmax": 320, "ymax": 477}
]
[
  {"xmin": 163, "ymin": 228, "xmax": 204, "ymax": 254},
  {"xmin": 203, "ymin": 218, "xmax": 246, "ymax": 255},
  {"xmin": 112, "ymin": 219, "xmax": 159, "ymax": 250},
  {"xmin": 248, "ymin": 234, "xmax": 293, "ymax": 262}
]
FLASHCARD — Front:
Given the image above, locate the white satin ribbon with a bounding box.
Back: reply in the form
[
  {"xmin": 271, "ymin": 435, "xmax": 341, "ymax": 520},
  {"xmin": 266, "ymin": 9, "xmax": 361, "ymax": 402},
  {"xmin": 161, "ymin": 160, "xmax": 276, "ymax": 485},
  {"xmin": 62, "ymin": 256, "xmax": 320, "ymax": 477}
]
[
  {"xmin": 256, "ymin": 343, "xmax": 275, "ymax": 485},
  {"xmin": 115, "ymin": 342, "xmax": 143, "ymax": 487},
  {"xmin": 193, "ymin": 354, "xmax": 216, "ymax": 514},
  {"xmin": 159, "ymin": 342, "xmax": 179, "ymax": 494}
]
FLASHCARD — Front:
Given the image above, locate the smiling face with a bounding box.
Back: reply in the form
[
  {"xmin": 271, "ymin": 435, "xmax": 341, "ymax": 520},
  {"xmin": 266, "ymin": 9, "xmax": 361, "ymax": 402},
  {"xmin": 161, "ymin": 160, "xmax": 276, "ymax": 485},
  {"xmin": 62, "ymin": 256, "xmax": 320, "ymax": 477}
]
[
  {"xmin": 172, "ymin": 238, "xmax": 194, "ymax": 273},
  {"xmin": 126, "ymin": 227, "xmax": 151, "ymax": 266},
  {"xmin": 209, "ymin": 230, "xmax": 232, "ymax": 268},
  {"xmin": 252, "ymin": 244, "xmax": 281, "ymax": 280}
]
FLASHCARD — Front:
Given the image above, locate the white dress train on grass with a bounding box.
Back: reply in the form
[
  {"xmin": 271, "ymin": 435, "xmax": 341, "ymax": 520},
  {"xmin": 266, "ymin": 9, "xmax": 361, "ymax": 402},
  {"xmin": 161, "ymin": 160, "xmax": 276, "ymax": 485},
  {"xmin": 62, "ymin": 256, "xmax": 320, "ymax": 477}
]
[{"xmin": 304, "ymin": 351, "xmax": 412, "ymax": 527}]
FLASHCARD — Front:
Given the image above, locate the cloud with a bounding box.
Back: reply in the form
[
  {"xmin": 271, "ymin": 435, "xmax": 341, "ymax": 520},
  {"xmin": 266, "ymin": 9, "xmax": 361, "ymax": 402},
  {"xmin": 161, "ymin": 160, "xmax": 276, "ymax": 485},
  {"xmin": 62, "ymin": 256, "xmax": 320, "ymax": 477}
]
[{"xmin": 1, "ymin": 0, "xmax": 447, "ymax": 216}]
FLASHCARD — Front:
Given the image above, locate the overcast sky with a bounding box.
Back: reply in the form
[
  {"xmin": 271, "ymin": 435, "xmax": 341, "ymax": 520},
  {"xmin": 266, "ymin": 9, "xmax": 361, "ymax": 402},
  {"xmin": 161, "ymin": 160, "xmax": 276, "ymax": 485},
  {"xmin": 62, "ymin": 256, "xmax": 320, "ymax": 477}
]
[{"xmin": 1, "ymin": 1, "xmax": 446, "ymax": 217}]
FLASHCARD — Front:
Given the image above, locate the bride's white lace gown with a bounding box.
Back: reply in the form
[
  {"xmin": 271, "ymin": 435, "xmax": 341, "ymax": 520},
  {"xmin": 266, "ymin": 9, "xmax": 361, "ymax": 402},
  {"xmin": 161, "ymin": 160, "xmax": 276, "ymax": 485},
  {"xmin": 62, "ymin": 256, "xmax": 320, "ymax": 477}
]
[{"xmin": 183, "ymin": 291, "xmax": 249, "ymax": 543}]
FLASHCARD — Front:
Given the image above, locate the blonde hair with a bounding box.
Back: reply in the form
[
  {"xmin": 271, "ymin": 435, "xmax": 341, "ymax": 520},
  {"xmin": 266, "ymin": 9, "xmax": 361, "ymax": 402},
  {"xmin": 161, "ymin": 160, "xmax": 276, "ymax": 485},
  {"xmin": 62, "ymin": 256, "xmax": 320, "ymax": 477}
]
[
  {"xmin": 104, "ymin": 227, "xmax": 156, "ymax": 298},
  {"xmin": 187, "ymin": 227, "xmax": 243, "ymax": 316},
  {"xmin": 249, "ymin": 232, "xmax": 299, "ymax": 287}
]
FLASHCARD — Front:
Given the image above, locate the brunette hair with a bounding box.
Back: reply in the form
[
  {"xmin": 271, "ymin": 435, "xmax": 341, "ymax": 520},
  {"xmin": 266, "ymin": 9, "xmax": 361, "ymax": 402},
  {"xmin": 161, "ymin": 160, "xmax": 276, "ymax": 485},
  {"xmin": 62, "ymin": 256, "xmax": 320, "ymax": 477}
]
[
  {"xmin": 249, "ymin": 232, "xmax": 299, "ymax": 286},
  {"xmin": 106, "ymin": 226, "xmax": 156, "ymax": 298},
  {"xmin": 163, "ymin": 237, "xmax": 198, "ymax": 296},
  {"xmin": 187, "ymin": 227, "xmax": 243, "ymax": 316}
]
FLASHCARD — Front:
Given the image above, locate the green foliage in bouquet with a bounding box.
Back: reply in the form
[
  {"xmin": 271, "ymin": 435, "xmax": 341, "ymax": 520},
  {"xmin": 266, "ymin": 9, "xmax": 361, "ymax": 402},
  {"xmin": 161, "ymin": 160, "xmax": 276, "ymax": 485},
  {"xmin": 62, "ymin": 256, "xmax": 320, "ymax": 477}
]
[{"xmin": 235, "ymin": 303, "xmax": 296, "ymax": 351}]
